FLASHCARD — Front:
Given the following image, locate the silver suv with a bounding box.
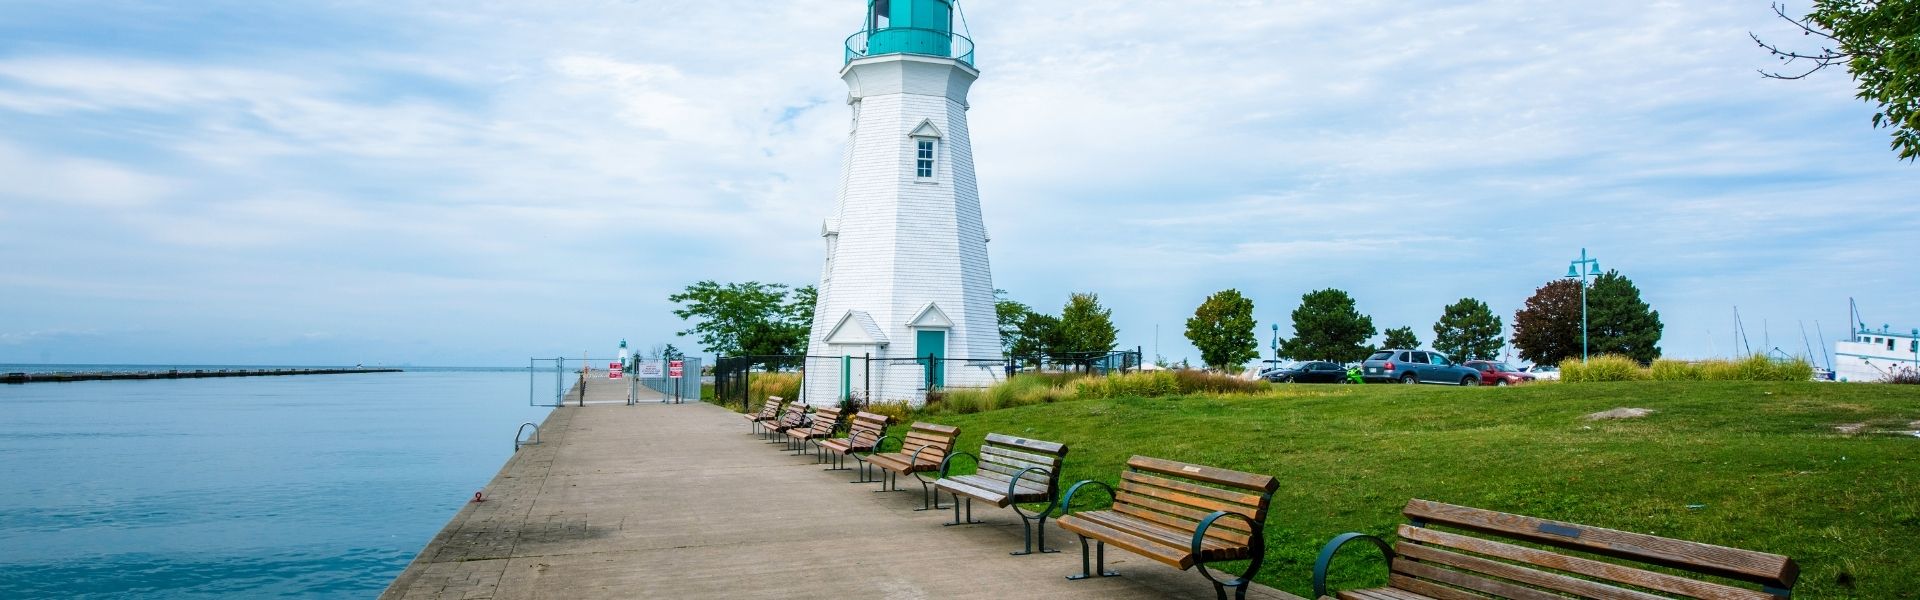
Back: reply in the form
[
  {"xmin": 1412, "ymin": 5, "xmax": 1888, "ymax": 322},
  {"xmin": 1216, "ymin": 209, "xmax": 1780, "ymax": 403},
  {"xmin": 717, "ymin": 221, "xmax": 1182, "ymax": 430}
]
[{"xmin": 1361, "ymin": 349, "xmax": 1483, "ymax": 385}]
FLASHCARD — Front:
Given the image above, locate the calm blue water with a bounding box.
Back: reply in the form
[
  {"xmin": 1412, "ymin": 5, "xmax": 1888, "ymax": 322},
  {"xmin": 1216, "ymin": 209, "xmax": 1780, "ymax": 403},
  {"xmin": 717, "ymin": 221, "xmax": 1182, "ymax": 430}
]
[{"xmin": 0, "ymin": 368, "xmax": 552, "ymax": 598}]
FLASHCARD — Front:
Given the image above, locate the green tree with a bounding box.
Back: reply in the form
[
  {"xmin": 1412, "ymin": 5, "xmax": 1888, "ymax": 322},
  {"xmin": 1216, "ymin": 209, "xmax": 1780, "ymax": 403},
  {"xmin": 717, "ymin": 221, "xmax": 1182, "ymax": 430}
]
[
  {"xmin": 1432, "ymin": 298, "xmax": 1504, "ymax": 360},
  {"xmin": 1511, "ymin": 279, "xmax": 1583, "ymax": 366},
  {"xmin": 1586, "ymin": 271, "xmax": 1663, "ymax": 363},
  {"xmin": 1057, "ymin": 292, "xmax": 1118, "ymax": 354},
  {"xmin": 1280, "ymin": 289, "xmax": 1376, "ymax": 362},
  {"xmin": 668, "ymin": 281, "xmax": 810, "ymax": 356},
  {"xmin": 1185, "ymin": 289, "xmax": 1258, "ymax": 371},
  {"xmin": 1754, "ymin": 1, "xmax": 1920, "ymax": 160},
  {"xmin": 994, "ymin": 289, "xmax": 1032, "ymax": 354},
  {"xmin": 1009, "ymin": 312, "xmax": 1064, "ymax": 360},
  {"xmin": 1382, "ymin": 326, "xmax": 1420, "ymax": 350}
]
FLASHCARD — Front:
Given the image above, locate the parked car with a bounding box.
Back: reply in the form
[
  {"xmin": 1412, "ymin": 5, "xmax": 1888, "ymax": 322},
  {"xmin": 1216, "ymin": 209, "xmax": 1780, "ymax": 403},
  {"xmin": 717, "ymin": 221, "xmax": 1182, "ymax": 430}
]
[
  {"xmin": 1266, "ymin": 361, "xmax": 1353, "ymax": 384},
  {"xmin": 1361, "ymin": 349, "xmax": 1484, "ymax": 385},
  {"xmin": 1523, "ymin": 364, "xmax": 1561, "ymax": 381},
  {"xmin": 1464, "ymin": 360, "xmax": 1535, "ymax": 386}
]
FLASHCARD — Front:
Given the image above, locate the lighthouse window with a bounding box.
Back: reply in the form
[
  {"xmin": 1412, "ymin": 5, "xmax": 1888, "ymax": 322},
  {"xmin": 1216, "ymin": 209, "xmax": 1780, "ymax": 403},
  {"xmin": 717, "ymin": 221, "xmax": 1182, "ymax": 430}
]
[{"xmin": 915, "ymin": 139, "xmax": 935, "ymax": 178}]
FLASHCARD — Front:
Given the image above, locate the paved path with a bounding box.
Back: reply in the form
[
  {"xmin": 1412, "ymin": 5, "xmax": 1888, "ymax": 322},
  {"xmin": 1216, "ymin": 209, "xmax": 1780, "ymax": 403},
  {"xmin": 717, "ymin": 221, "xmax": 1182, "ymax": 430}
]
[{"xmin": 382, "ymin": 381, "xmax": 1304, "ymax": 599}]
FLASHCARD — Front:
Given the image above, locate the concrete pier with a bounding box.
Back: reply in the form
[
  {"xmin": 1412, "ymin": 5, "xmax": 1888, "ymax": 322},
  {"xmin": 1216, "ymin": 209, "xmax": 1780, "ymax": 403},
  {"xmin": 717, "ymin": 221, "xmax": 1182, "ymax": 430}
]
[{"xmin": 382, "ymin": 376, "xmax": 1302, "ymax": 599}]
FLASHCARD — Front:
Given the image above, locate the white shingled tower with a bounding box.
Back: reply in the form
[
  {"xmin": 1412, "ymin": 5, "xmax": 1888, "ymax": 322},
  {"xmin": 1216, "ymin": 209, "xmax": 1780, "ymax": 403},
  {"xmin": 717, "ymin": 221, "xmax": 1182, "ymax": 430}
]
[{"xmin": 804, "ymin": 0, "xmax": 1000, "ymax": 406}]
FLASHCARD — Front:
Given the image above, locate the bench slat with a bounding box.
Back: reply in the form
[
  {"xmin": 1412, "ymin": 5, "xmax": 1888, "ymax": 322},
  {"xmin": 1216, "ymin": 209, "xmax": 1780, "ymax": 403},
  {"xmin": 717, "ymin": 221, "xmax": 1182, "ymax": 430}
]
[
  {"xmin": 1397, "ymin": 541, "xmax": 1666, "ymax": 600},
  {"xmin": 1397, "ymin": 526, "xmax": 1772, "ymax": 600},
  {"xmin": 1120, "ymin": 476, "xmax": 1267, "ymax": 520},
  {"xmin": 1128, "ymin": 456, "xmax": 1278, "ymax": 493},
  {"xmin": 1072, "ymin": 510, "xmax": 1247, "ymax": 554},
  {"xmin": 973, "ymin": 462, "xmax": 1050, "ymax": 488},
  {"xmin": 1120, "ymin": 471, "xmax": 1266, "ymax": 509},
  {"xmin": 979, "ymin": 446, "xmax": 1058, "ymax": 472},
  {"xmin": 1056, "ymin": 512, "xmax": 1201, "ymax": 569},
  {"xmin": 980, "ymin": 443, "xmax": 1064, "ymax": 468},
  {"xmin": 1113, "ymin": 503, "xmax": 1259, "ymax": 546},
  {"xmin": 1388, "ymin": 574, "xmax": 1491, "ymax": 600},
  {"xmin": 1404, "ymin": 500, "xmax": 1798, "ymax": 589},
  {"xmin": 1395, "ymin": 559, "xmax": 1567, "ymax": 600},
  {"xmin": 984, "ymin": 432, "xmax": 1066, "ymax": 455}
]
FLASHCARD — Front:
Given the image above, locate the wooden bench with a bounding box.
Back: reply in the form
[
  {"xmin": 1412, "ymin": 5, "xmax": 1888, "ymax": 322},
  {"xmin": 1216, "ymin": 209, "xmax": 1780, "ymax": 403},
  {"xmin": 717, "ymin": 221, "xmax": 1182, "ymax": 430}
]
[
  {"xmin": 1056, "ymin": 456, "xmax": 1278, "ymax": 600},
  {"xmin": 762, "ymin": 402, "xmax": 808, "ymax": 444},
  {"xmin": 865, "ymin": 421, "xmax": 960, "ymax": 511},
  {"xmin": 1313, "ymin": 499, "xmax": 1799, "ymax": 600},
  {"xmin": 819, "ymin": 410, "xmax": 892, "ymax": 481},
  {"xmin": 743, "ymin": 396, "xmax": 784, "ymax": 436},
  {"xmin": 785, "ymin": 405, "xmax": 841, "ymax": 456},
  {"xmin": 935, "ymin": 433, "xmax": 1069, "ymax": 555}
]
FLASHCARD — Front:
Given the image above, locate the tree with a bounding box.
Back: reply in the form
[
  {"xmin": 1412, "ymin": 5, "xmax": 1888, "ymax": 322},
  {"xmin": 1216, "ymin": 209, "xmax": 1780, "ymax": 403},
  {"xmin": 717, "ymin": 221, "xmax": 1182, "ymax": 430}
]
[
  {"xmin": 994, "ymin": 289, "xmax": 1032, "ymax": 354},
  {"xmin": 1185, "ymin": 289, "xmax": 1258, "ymax": 371},
  {"xmin": 1753, "ymin": 1, "xmax": 1920, "ymax": 161},
  {"xmin": 1511, "ymin": 279, "xmax": 1583, "ymax": 366},
  {"xmin": 1280, "ymin": 289, "xmax": 1376, "ymax": 362},
  {"xmin": 1432, "ymin": 298, "xmax": 1504, "ymax": 360},
  {"xmin": 1382, "ymin": 326, "xmax": 1420, "ymax": 350},
  {"xmin": 1009, "ymin": 312, "xmax": 1064, "ymax": 360},
  {"xmin": 668, "ymin": 281, "xmax": 810, "ymax": 356},
  {"xmin": 1586, "ymin": 271, "xmax": 1663, "ymax": 363},
  {"xmin": 1057, "ymin": 292, "xmax": 1118, "ymax": 354}
]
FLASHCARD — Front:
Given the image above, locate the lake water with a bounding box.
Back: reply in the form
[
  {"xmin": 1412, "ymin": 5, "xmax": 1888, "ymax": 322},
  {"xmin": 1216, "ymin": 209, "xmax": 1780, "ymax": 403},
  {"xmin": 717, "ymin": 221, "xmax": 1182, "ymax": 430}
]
[{"xmin": 0, "ymin": 368, "xmax": 553, "ymax": 598}]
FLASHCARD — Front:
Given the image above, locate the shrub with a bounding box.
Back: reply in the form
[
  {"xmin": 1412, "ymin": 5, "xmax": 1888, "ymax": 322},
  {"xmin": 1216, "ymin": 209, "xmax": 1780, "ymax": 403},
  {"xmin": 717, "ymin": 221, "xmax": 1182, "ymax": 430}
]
[
  {"xmin": 1649, "ymin": 359, "xmax": 1701, "ymax": 381},
  {"xmin": 935, "ymin": 388, "xmax": 995, "ymax": 414},
  {"xmin": 864, "ymin": 401, "xmax": 913, "ymax": 423},
  {"xmin": 988, "ymin": 373, "xmax": 1082, "ymax": 408},
  {"xmin": 1171, "ymin": 369, "xmax": 1268, "ymax": 394},
  {"xmin": 1888, "ymin": 366, "xmax": 1920, "ymax": 385},
  {"xmin": 1560, "ymin": 355, "xmax": 1646, "ymax": 382},
  {"xmin": 1076, "ymin": 370, "xmax": 1179, "ymax": 399}
]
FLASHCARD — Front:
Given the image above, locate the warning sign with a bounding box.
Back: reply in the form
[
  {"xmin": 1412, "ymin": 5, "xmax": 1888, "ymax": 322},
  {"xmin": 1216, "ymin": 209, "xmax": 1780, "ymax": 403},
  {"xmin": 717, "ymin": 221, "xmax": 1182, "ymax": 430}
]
[
  {"xmin": 608, "ymin": 361, "xmax": 623, "ymax": 379},
  {"xmin": 668, "ymin": 360, "xmax": 685, "ymax": 378}
]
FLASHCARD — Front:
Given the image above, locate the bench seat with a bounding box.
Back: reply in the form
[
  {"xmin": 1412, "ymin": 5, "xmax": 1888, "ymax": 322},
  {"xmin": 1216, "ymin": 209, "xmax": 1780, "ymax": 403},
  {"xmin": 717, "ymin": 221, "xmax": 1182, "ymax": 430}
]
[
  {"xmin": 935, "ymin": 473, "xmax": 1047, "ymax": 507},
  {"xmin": 1060, "ymin": 509, "xmax": 1252, "ymax": 568}
]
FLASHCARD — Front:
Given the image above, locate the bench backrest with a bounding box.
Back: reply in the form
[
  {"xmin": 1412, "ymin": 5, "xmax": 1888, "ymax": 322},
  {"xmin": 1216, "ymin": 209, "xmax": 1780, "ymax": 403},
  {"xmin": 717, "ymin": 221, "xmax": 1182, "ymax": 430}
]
[
  {"xmin": 1113, "ymin": 456, "xmax": 1277, "ymax": 548},
  {"xmin": 977, "ymin": 433, "xmax": 1068, "ymax": 494},
  {"xmin": 1395, "ymin": 499, "xmax": 1798, "ymax": 599},
  {"xmin": 898, "ymin": 422, "xmax": 960, "ymax": 465},
  {"xmin": 756, "ymin": 396, "xmax": 784, "ymax": 419},
  {"xmin": 802, "ymin": 406, "xmax": 842, "ymax": 437},
  {"xmin": 846, "ymin": 411, "xmax": 892, "ymax": 447},
  {"xmin": 774, "ymin": 403, "xmax": 807, "ymax": 429}
]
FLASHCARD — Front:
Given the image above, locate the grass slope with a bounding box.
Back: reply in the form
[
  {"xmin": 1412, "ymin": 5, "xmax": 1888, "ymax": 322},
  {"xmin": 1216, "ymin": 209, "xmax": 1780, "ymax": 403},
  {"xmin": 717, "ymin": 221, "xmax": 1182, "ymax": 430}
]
[{"xmin": 895, "ymin": 381, "xmax": 1920, "ymax": 598}]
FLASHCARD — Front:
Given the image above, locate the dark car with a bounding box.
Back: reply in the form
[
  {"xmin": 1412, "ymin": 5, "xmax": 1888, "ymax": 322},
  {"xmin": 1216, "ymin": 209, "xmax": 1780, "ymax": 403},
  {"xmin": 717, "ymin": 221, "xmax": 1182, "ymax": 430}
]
[
  {"xmin": 1361, "ymin": 349, "xmax": 1483, "ymax": 385},
  {"xmin": 1266, "ymin": 361, "xmax": 1352, "ymax": 383},
  {"xmin": 1464, "ymin": 360, "xmax": 1535, "ymax": 386}
]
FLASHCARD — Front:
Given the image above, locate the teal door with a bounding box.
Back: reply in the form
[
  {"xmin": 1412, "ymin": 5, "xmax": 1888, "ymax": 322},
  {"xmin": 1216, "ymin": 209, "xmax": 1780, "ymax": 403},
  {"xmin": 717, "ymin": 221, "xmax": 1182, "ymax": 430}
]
[{"xmin": 916, "ymin": 329, "xmax": 946, "ymax": 389}]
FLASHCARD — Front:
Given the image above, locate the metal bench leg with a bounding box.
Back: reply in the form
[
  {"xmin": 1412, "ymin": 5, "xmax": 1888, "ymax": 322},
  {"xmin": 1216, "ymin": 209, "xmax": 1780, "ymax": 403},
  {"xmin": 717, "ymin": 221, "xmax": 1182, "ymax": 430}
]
[
  {"xmin": 849, "ymin": 455, "xmax": 880, "ymax": 483},
  {"xmin": 943, "ymin": 495, "xmax": 983, "ymax": 526},
  {"xmin": 910, "ymin": 472, "xmax": 944, "ymax": 511},
  {"xmin": 1066, "ymin": 535, "xmax": 1119, "ymax": 580},
  {"xmin": 872, "ymin": 470, "xmax": 900, "ymax": 493},
  {"xmin": 1010, "ymin": 501, "xmax": 1058, "ymax": 555}
]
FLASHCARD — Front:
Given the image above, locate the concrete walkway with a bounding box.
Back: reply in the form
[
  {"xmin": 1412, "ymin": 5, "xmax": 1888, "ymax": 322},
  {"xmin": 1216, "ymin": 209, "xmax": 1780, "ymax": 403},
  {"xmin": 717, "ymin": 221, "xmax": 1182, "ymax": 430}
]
[{"xmin": 382, "ymin": 382, "xmax": 1304, "ymax": 599}]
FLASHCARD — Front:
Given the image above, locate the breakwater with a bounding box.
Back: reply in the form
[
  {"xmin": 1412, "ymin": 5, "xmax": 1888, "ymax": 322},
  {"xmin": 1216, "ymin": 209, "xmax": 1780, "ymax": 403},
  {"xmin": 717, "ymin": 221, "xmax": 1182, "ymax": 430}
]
[{"xmin": 1, "ymin": 367, "xmax": 401, "ymax": 384}]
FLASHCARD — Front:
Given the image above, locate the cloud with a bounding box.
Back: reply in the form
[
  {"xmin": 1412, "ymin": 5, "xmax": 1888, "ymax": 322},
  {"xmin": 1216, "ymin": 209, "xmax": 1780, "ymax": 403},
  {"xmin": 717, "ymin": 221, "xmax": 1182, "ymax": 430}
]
[{"xmin": 0, "ymin": 0, "xmax": 1911, "ymax": 365}]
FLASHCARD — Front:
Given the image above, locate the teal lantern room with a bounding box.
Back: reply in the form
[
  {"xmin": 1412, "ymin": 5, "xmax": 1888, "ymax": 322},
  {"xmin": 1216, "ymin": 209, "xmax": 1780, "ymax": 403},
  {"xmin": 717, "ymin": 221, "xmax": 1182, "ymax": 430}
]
[{"xmin": 847, "ymin": 0, "xmax": 974, "ymax": 66}]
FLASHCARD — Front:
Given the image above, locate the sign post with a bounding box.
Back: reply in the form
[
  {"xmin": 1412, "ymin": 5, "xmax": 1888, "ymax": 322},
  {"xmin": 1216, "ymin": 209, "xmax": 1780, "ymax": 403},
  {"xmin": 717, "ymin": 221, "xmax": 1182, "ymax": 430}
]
[{"xmin": 668, "ymin": 360, "xmax": 685, "ymax": 404}]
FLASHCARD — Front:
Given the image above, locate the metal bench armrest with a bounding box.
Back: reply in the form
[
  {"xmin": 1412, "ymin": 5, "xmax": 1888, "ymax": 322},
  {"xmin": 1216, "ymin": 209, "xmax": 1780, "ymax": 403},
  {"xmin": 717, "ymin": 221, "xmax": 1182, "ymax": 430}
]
[
  {"xmin": 1195, "ymin": 511, "xmax": 1265, "ymax": 591},
  {"xmin": 1313, "ymin": 532, "xmax": 1395, "ymax": 599},
  {"xmin": 939, "ymin": 451, "xmax": 979, "ymax": 478},
  {"xmin": 1007, "ymin": 466, "xmax": 1052, "ymax": 499},
  {"xmin": 1058, "ymin": 479, "xmax": 1115, "ymax": 516},
  {"xmin": 868, "ymin": 434, "xmax": 902, "ymax": 455}
]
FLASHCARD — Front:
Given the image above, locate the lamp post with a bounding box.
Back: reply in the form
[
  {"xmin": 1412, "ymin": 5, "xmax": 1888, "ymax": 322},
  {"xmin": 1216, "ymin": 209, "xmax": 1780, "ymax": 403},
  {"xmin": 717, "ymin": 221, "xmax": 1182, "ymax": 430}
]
[
  {"xmin": 1271, "ymin": 323, "xmax": 1281, "ymax": 371},
  {"xmin": 1566, "ymin": 248, "xmax": 1601, "ymax": 362}
]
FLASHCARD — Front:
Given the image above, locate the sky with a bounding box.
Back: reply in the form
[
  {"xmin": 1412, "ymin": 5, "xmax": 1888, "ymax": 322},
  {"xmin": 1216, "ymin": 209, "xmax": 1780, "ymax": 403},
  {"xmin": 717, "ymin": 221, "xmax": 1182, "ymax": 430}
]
[{"xmin": 0, "ymin": 0, "xmax": 1913, "ymax": 367}]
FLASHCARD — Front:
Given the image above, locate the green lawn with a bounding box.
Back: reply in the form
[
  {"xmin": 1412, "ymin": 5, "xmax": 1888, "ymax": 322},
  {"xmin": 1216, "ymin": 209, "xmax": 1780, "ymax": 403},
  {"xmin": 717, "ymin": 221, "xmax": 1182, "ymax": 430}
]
[{"xmin": 889, "ymin": 381, "xmax": 1920, "ymax": 598}]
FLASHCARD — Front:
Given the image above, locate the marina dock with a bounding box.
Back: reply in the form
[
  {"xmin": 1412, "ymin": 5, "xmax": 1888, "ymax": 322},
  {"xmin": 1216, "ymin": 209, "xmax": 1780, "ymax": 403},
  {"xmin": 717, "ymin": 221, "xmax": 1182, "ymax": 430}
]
[
  {"xmin": 1, "ymin": 367, "xmax": 402, "ymax": 384},
  {"xmin": 381, "ymin": 376, "xmax": 1302, "ymax": 599}
]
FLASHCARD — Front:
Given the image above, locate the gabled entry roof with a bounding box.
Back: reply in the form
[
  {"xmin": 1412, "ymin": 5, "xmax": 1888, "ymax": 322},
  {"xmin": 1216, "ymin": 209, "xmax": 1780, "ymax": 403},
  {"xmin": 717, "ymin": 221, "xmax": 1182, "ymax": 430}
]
[
  {"xmin": 907, "ymin": 302, "xmax": 952, "ymax": 329},
  {"xmin": 824, "ymin": 310, "xmax": 889, "ymax": 346}
]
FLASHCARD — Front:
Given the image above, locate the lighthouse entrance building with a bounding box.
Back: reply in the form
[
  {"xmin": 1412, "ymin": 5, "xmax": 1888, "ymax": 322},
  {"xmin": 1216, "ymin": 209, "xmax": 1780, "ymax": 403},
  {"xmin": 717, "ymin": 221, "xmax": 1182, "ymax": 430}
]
[{"xmin": 804, "ymin": 0, "xmax": 1001, "ymax": 406}]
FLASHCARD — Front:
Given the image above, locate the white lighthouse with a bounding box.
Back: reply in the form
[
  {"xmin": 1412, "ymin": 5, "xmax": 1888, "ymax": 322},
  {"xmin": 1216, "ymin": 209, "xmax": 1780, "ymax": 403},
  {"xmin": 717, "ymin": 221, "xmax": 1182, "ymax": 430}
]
[{"xmin": 804, "ymin": 0, "xmax": 1001, "ymax": 406}]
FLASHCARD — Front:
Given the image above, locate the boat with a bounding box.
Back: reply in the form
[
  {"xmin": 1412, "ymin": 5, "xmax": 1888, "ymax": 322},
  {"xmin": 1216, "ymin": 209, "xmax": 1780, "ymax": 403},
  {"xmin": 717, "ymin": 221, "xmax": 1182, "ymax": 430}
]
[{"xmin": 1833, "ymin": 299, "xmax": 1919, "ymax": 382}]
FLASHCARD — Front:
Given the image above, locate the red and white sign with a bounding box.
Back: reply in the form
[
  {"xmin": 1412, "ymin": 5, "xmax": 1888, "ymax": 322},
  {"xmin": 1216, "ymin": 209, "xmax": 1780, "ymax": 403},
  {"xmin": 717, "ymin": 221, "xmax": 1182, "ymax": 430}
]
[
  {"xmin": 668, "ymin": 360, "xmax": 685, "ymax": 378},
  {"xmin": 608, "ymin": 361, "xmax": 623, "ymax": 379}
]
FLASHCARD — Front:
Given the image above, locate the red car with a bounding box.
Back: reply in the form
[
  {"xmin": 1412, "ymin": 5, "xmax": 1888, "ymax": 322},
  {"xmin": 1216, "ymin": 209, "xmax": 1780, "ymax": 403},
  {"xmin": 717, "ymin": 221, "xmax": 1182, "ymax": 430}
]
[{"xmin": 1464, "ymin": 360, "xmax": 1535, "ymax": 386}]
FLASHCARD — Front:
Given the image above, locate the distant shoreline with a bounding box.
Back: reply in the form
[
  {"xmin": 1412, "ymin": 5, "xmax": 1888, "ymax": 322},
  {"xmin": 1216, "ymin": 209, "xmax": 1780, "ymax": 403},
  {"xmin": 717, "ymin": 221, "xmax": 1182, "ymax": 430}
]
[{"xmin": 2, "ymin": 367, "xmax": 402, "ymax": 384}]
